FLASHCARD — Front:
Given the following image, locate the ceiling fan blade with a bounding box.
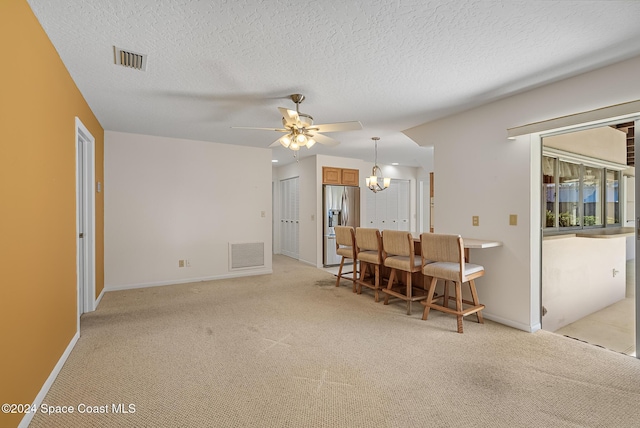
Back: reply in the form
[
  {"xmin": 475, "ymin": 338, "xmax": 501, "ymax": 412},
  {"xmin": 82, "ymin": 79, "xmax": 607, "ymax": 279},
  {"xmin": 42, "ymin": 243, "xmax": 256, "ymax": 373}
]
[
  {"xmin": 278, "ymin": 107, "xmax": 299, "ymax": 127},
  {"xmin": 231, "ymin": 126, "xmax": 288, "ymax": 132},
  {"xmin": 310, "ymin": 121, "xmax": 363, "ymax": 133},
  {"xmin": 312, "ymin": 133, "xmax": 340, "ymax": 147},
  {"xmin": 269, "ymin": 136, "xmax": 286, "ymax": 148}
]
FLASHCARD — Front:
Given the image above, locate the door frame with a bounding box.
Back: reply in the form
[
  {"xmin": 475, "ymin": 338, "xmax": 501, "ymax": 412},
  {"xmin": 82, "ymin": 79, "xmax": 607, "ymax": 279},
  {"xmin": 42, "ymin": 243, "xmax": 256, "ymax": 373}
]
[
  {"xmin": 536, "ymin": 115, "xmax": 639, "ymax": 358},
  {"xmin": 75, "ymin": 117, "xmax": 97, "ymax": 328},
  {"xmin": 634, "ymin": 118, "xmax": 639, "ymax": 358}
]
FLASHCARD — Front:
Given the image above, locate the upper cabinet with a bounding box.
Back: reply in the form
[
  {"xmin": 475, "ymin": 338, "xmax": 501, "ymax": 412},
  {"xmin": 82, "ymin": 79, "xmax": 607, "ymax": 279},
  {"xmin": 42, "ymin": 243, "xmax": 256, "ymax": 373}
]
[
  {"xmin": 322, "ymin": 167, "xmax": 341, "ymax": 184},
  {"xmin": 341, "ymin": 169, "xmax": 359, "ymax": 186},
  {"xmin": 322, "ymin": 167, "xmax": 359, "ymax": 186}
]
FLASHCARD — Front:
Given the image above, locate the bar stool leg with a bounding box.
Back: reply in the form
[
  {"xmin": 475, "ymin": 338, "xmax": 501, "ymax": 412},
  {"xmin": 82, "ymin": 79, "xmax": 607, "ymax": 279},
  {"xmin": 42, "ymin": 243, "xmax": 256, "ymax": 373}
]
[
  {"xmin": 422, "ymin": 277, "xmax": 438, "ymax": 320},
  {"xmin": 455, "ymin": 281, "xmax": 463, "ymax": 334},
  {"xmin": 352, "ymin": 260, "xmax": 358, "ymax": 293},
  {"xmin": 469, "ymin": 279, "xmax": 484, "ymax": 324},
  {"xmin": 443, "ymin": 281, "xmax": 450, "ymax": 309},
  {"xmin": 373, "ymin": 265, "xmax": 380, "ymax": 302},
  {"xmin": 335, "ymin": 257, "xmax": 345, "ymax": 287},
  {"xmin": 406, "ymin": 271, "xmax": 413, "ymax": 315},
  {"xmin": 383, "ymin": 269, "xmax": 397, "ymax": 305}
]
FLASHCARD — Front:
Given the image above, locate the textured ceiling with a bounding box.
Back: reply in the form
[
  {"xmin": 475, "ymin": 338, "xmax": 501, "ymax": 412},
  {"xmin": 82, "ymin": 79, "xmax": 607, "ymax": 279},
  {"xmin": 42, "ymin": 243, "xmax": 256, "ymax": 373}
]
[{"xmin": 27, "ymin": 0, "xmax": 640, "ymax": 167}]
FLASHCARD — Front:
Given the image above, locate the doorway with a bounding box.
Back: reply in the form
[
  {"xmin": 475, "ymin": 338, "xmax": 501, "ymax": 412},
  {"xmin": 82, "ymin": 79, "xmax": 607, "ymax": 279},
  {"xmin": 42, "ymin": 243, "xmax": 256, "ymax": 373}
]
[
  {"xmin": 75, "ymin": 117, "xmax": 97, "ymax": 325},
  {"xmin": 540, "ymin": 121, "xmax": 636, "ymax": 356}
]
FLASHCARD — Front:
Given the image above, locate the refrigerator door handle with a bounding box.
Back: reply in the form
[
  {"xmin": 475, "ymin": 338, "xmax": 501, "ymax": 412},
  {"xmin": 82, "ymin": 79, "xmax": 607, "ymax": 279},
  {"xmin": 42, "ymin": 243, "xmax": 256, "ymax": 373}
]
[{"xmin": 341, "ymin": 190, "xmax": 349, "ymax": 225}]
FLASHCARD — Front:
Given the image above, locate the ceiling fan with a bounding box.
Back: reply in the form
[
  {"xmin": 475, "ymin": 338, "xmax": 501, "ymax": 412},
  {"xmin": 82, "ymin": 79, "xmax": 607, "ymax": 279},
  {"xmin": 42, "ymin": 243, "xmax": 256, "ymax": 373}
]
[{"xmin": 232, "ymin": 94, "xmax": 362, "ymax": 151}]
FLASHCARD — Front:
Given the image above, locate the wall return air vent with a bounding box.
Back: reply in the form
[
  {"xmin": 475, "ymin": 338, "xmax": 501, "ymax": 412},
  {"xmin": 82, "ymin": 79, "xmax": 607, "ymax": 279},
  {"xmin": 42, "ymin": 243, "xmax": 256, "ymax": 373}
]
[
  {"xmin": 114, "ymin": 46, "xmax": 147, "ymax": 71},
  {"xmin": 229, "ymin": 242, "xmax": 265, "ymax": 270}
]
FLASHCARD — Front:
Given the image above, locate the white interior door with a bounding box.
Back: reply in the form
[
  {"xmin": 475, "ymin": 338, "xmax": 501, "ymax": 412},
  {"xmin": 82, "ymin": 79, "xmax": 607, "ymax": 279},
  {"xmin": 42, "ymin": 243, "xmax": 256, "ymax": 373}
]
[
  {"xmin": 365, "ymin": 179, "xmax": 410, "ymax": 231},
  {"xmin": 279, "ymin": 177, "xmax": 299, "ymax": 259},
  {"xmin": 75, "ymin": 118, "xmax": 96, "ymax": 324}
]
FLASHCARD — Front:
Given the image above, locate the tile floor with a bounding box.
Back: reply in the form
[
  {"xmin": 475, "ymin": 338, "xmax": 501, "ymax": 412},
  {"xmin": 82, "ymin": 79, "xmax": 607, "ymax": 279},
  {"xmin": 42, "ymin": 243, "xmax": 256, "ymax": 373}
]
[{"xmin": 553, "ymin": 260, "xmax": 636, "ymax": 357}]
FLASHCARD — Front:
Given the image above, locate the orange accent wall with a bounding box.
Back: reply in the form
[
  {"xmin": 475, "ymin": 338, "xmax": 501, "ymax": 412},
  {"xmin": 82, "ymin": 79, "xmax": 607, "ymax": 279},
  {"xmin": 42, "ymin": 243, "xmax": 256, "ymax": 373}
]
[{"xmin": 0, "ymin": 2, "xmax": 104, "ymax": 427}]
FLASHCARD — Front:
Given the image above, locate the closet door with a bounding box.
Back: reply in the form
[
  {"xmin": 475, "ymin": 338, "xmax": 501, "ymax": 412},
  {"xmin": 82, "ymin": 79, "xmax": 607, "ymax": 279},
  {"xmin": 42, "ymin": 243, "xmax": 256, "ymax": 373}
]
[
  {"xmin": 386, "ymin": 181, "xmax": 399, "ymax": 230},
  {"xmin": 292, "ymin": 177, "xmax": 299, "ymax": 258},
  {"xmin": 397, "ymin": 180, "xmax": 410, "ymax": 231},
  {"xmin": 365, "ymin": 190, "xmax": 380, "ymax": 229},
  {"xmin": 364, "ymin": 179, "xmax": 411, "ymax": 232},
  {"xmin": 375, "ymin": 190, "xmax": 388, "ymax": 230},
  {"xmin": 279, "ymin": 177, "xmax": 299, "ymax": 259},
  {"xmin": 279, "ymin": 180, "xmax": 289, "ymax": 257}
]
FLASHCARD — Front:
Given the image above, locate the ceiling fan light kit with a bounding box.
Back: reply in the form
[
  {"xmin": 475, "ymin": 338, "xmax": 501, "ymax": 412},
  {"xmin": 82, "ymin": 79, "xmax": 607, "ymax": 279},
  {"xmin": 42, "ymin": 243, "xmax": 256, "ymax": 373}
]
[
  {"xmin": 366, "ymin": 137, "xmax": 391, "ymax": 193},
  {"xmin": 232, "ymin": 93, "xmax": 362, "ymax": 154}
]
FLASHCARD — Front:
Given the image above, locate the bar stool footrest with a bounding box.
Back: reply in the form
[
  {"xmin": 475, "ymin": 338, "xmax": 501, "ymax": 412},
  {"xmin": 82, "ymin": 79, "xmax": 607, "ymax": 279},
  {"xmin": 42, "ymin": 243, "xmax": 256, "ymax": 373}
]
[{"xmin": 427, "ymin": 303, "xmax": 485, "ymax": 317}]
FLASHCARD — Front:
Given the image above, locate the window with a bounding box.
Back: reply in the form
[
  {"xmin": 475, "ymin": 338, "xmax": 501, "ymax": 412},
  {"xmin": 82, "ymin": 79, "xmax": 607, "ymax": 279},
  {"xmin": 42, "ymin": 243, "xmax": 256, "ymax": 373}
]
[
  {"xmin": 543, "ymin": 154, "xmax": 621, "ymax": 231},
  {"xmin": 606, "ymin": 170, "xmax": 620, "ymax": 225},
  {"xmin": 542, "ymin": 156, "xmax": 557, "ymax": 227},
  {"xmin": 557, "ymin": 160, "xmax": 581, "ymax": 228},
  {"xmin": 582, "ymin": 167, "xmax": 602, "ymax": 226}
]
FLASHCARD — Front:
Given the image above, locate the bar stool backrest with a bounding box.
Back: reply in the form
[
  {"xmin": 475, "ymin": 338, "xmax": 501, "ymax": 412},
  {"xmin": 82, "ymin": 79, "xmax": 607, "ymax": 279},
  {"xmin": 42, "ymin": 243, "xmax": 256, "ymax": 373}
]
[
  {"xmin": 335, "ymin": 226, "xmax": 356, "ymax": 254},
  {"xmin": 382, "ymin": 230, "xmax": 412, "ymax": 258},
  {"xmin": 355, "ymin": 227, "xmax": 382, "ymax": 253},
  {"xmin": 421, "ymin": 233, "xmax": 462, "ymax": 264}
]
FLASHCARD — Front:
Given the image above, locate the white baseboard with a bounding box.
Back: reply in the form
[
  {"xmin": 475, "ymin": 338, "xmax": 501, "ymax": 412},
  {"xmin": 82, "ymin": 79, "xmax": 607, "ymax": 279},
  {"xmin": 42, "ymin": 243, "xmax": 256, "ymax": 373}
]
[
  {"xmin": 105, "ymin": 268, "xmax": 273, "ymax": 292},
  {"xmin": 19, "ymin": 331, "xmax": 79, "ymax": 428},
  {"xmin": 94, "ymin": 287, "xmax": 105, "ymax": 308},
  {"xmin": 483, "ymin": 313, "xmax": 541, "ymax": 333},
  {"xmin": 296, "ymin": 258, "xmax": 318, "ymax": 267}
]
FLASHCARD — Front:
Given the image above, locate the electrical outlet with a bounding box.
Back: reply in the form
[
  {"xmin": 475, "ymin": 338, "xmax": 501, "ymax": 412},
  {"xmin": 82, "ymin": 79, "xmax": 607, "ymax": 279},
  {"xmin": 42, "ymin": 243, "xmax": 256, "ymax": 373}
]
[
  {"xmin": 472, "ymin": 216, "xmax": 479, "ymax": 226},
  {"xmin": 186, "ymin": 259, "xmax": 191, "ymax": 267},
  {"xmin": 509, "ymin": 214, "xmax": 518, "ymax": 226},
  {"xmin": 261, "ymin": 211, "xmax": 266, "ymax": 218},
  {"xmin": 178, "ymin": 260, "xmax": 185, "ymax": 268}
]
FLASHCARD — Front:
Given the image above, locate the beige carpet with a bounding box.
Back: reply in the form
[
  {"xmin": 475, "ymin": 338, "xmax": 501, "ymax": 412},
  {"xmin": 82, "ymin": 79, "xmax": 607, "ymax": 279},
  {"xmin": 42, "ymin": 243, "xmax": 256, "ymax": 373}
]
[{"xmin": 29, "ymin": 255, "xmax": 640, "ymax": 427}]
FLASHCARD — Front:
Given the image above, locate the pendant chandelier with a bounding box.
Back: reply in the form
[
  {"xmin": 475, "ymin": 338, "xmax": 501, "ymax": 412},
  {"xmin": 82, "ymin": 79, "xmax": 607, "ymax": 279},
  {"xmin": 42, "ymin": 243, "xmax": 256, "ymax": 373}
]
[{"xmin": 366, "ymin": 137, "xmax": 390, "ymax": 193}]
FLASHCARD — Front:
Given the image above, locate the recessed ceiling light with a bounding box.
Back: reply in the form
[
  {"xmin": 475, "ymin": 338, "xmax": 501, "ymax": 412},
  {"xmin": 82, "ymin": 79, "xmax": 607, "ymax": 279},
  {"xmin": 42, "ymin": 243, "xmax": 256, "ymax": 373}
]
[
  {"xmin": 391, "ymin": 162, "xmax": 399, "ymax": 166},
  {"xmin": 272, "ymin": 159, "xmax": 278, "ymax": 163}
]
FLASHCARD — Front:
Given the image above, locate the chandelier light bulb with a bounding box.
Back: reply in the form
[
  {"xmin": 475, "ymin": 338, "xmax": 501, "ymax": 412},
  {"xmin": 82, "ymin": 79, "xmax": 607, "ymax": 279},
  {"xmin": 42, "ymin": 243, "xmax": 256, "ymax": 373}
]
[{"xmin": 280, "ymin": 135, "xmax": 291, "ymax": 148}]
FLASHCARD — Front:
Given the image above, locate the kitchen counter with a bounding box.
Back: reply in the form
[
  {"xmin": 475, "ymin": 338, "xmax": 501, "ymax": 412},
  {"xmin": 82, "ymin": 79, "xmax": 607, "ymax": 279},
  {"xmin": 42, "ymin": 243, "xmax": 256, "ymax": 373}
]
[
  {"xmin": 575, "ymin": 227, "xmax": 634, "ymax": 238},
  {"xmin": 544, "ymin": 227, "xmax": 634, "ymax": 240}
]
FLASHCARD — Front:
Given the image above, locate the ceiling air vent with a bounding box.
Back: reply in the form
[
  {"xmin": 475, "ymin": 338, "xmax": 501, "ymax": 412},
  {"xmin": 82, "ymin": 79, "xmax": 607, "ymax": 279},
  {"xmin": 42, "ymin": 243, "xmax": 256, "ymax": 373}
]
[{"xmin": 114, "ymin": 46, "xmax": 147, "ymax": 71}]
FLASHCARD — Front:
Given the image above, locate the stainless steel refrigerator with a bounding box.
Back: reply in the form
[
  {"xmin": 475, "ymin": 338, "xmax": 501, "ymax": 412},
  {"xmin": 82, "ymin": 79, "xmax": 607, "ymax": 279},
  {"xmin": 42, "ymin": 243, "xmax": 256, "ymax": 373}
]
[{"xmin": 323, "ymin": 185, "xmax": 360, "ymax": 266}]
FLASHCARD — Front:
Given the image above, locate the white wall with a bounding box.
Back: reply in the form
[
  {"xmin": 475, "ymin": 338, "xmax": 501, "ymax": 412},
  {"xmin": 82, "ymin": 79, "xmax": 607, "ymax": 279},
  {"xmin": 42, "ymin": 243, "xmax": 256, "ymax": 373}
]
[
  {"xmin": 404, "ymin": 54, "xmax": 640, "ymax": 332},
  {"xmin": 544, "ymin": 126, "xmax": 626, "ymax": 164},
  {"xmin": 542, "ymin": 236, "xmax": 626, "ymax": 332},
  {"xmin": 105, "ymin": 131, "xmax": 272, "ymax": 289}
]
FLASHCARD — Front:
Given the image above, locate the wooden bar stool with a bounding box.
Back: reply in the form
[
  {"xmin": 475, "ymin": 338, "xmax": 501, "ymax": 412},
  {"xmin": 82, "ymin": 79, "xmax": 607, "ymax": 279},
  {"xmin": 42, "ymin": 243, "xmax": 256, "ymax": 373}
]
[
  {"xmin": 420, "ymin": 233, "xmax": 485, "ymax": 333},
  {"xmin": 381, "ymin": 230, "xmax": 426, "ymax": 315},
  {"xmin": 355, "ymin": 228, "xmax": 384, "ymax": 302},
  {"xmin": 334, "ymin": 226, "xmax": 358, "ymax": 292}
]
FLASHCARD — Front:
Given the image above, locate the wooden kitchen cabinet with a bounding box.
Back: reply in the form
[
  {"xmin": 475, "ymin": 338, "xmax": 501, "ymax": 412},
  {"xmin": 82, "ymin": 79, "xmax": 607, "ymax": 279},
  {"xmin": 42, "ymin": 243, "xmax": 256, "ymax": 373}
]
[
  {"xmin": 322, "ymin": 167, "xmax": 359, "ymax": 186},
  {"xmin": 322, "ymin": 167, "xmax": 341, "ymax": 184},
  {"xmin": 341, "ymin": 168, "xmax": 359, "ymax": 186}
]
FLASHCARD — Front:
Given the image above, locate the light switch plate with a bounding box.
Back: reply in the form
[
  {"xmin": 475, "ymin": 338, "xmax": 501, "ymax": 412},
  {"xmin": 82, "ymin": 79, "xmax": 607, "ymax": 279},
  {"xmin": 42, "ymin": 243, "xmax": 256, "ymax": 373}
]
[{"xmin": 509, "ymin": 214, "xmax": 518, "ymax": 226}]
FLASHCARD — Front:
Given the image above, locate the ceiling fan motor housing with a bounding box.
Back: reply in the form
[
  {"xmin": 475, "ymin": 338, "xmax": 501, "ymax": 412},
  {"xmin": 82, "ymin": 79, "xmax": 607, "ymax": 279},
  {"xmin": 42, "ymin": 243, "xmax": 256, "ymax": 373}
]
[{"xmin": 282, "ymin": 113, "xmax": 313, "ymax": 128}]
